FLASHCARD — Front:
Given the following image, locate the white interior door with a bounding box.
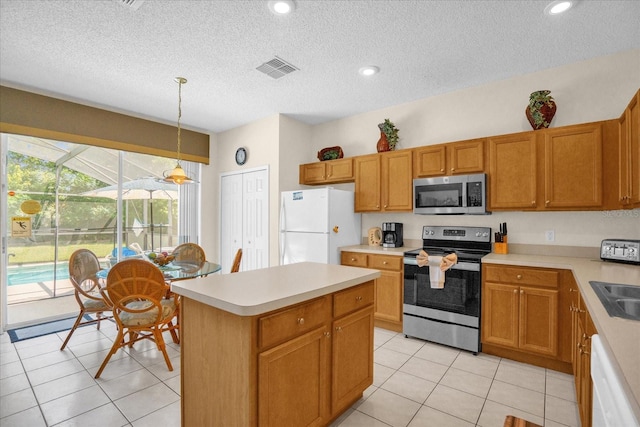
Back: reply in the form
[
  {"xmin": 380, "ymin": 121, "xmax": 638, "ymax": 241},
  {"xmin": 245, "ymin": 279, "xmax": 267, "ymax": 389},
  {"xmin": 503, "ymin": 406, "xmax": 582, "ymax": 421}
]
[
  {"xmin": 243, "ymin": 169, "xmax": 268, "ymax": 271},
  {"xmin": 220, "ymin": 167, "xmax": 268, "ymax": 273},
  {"xmin": 220, "ymin": 174, "xmax": 243, "ymax": 273}
]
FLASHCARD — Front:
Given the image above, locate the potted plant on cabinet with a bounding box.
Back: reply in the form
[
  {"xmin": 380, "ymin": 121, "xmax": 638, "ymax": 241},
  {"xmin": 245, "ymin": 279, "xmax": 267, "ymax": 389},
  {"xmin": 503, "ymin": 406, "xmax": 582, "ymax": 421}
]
[{"xmin": 377, "ymin": 119, "xmax": 399, "ymax": 152}]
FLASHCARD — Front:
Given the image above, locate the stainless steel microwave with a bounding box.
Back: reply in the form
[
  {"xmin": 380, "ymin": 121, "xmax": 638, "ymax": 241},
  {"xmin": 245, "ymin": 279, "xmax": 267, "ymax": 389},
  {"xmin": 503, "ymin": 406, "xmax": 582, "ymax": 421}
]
[{"xmin": 413, "ymin": 173, "xmax": 489, "ymax": 215}]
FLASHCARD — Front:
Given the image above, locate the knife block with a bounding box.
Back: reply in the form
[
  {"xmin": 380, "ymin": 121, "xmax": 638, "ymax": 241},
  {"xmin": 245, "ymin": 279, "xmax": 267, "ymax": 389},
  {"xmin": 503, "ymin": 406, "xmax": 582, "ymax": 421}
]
[{"xmin": 494, "ymin": 242, "xmax": 508, "ymax": 254}]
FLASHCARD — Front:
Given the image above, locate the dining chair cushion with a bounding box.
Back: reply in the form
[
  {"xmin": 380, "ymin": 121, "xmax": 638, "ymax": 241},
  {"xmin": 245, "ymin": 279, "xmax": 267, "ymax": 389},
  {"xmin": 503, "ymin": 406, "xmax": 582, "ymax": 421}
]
[
  {"xmin": 120, "ymin": 299, "xmax": 176, "ymax": 327},
  {"xmin": 82, "ymin": 298, "xmax": 110, "ymax": 310}
]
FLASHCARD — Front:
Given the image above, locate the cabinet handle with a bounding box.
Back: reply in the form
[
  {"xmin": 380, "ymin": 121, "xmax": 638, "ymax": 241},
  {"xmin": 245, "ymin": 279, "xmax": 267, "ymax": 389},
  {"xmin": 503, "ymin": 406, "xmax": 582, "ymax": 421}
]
[
  {"xmin": 513, "ymin": 289, "xmax": 518, "ymax": 294},
  {"xmin": 579, "ymin": 347, "xmax": 590, "ymax": 356},
  {"xmin": 350, "ymin": 258, "xmax": 356, "ymax": 261},
  {"xmin": 516, "ymin": 274, "xmax": 522, "ymax": 280},
  {"xmin": 569, "ymin": 288, "xmax": 576, "ymax": 292},
  {"xmin": 451, "ymin": 168, "xmax": 455, "ymax": 172},
  {"xmin": 383, "ymin": 205, "xmax": 387, "ymax": 208},
  {"xmin": 531, "ymin": 201, "xmax": 536, "ymax": 206},
  {"xmin": 355, "ymin": 296, "xmax": 363, "ymax": 301},
  {"xmin": 582, "ymin": 333, "xmax": 591, "ymax": 342},
  {"xmin": 383, "ymin": 261, "xmax": 388, "ymax": 265},
  {"xmin": 440, "ymin": 168, "xmax": 444, "ymax": 172},
  {"xmin": 297, "ymin": 317, "xmax": 305, "ymax": 325},
  {"xmin": 324, "ymin": 332, "xmax": 331, "ymax": 338},
  {"xmin": 520, "ymin": 290, "xmax": 524, "ymax": 294},
  {"xmin": 335, "ymin": 326, "xmax": 342, "ymax": 332},
  {"xmin": 546, "ymin": 200, "xmax": 550, "ymax": 206}
]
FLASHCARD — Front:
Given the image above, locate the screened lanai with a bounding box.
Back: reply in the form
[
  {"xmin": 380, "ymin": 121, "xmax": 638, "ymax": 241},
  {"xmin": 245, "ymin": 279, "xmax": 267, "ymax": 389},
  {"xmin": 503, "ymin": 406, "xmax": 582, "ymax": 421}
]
[{"xmin": 2, "ymin": 133, "xmax": 200, "ymax": 325}]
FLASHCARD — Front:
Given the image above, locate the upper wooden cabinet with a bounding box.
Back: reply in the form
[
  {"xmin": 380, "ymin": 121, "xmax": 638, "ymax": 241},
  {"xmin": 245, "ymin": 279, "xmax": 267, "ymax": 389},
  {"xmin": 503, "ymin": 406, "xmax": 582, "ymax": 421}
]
[
  {"xmin": 489, "ymin": 122, "xmax": 605, "ymax": 211},
  {"xmin": 489, "ymin": 133, "xmax": 537, "ymax": 209},
  {"xmin": 543, "ymin": 123, "xmax": 603, "ymax": 209},
  {"xmin": 618, "ymin": 89, "xmax": 640, "ymax": 207},
  {"xmin": 355, "ymin": 150, "xmax": 413, "ymax": 212},
  {"xmin": 299, "ymin": 158, "xmax": 354, "ymax": 185},
  {"xmin": 413, "ymin": 138, "xmax": 485, "ymax": 177}
]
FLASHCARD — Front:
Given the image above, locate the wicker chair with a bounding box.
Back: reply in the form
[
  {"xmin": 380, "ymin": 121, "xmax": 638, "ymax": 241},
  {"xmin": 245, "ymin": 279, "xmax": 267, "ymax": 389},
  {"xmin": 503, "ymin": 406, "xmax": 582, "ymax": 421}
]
[
  {"xmin": 94, "ymin": 258, "xmax": 179, "ymax": 378},
  {"xmin": 231, "ymin": 248, "xmax": 242, "ymax": 273},
  {"xmin": 60, "ymin": 249, "xmax": 112, "ymax": 350},
  {"xmin": 171, "ymin": 242, "xmax": 206, "ymax": 275}
]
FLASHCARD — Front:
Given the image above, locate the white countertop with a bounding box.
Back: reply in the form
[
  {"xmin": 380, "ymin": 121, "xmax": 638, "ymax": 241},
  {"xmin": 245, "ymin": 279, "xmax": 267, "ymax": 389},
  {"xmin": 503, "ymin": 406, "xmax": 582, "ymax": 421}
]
[
  {"xmin": 483, "ymin": 253, "xmax": 640, "ymax": 420},
  {"xmin": 171, "ymin": 262, "xmax": 380, "ymax": 316},
  {"xmin": 340, "ymin": 244, "xmax": 419, "ymax": 256}
]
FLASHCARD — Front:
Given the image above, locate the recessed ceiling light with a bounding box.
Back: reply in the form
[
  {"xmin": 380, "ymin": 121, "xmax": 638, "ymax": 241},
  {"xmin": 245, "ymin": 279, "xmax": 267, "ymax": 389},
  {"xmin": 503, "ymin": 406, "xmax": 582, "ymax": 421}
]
[
  {"xmin": 268, "ymin": 0, "xmax": 295, "ymax": 15},
  {"xmin": 359, "ymin": 66, "xmax": 380, "ymax": 77},
  {"xmin": 544, "ymin": 0, "xmax": 574, "ymax": 15}
]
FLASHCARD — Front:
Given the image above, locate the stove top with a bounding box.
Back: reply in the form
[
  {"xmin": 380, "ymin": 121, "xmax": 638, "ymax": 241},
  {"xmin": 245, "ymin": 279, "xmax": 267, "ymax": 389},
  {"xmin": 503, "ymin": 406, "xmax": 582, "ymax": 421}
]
[{"xmin": 404, "ymin": 225, "xmax": 492, "ymax": 263}]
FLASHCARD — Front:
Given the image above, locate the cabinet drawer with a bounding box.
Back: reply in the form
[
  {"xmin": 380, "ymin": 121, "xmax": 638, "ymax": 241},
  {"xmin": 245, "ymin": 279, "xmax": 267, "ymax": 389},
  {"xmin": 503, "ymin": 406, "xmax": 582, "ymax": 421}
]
[
  {"xmin": 341, "ymin": 252, "xmax": 368, "ymax": 267},
  {"xmin": 368, "ymin": 254, "xmax": 402, "ymax": 271},
  {"xmin": 334, "ymin": 282, "xmax": 375, "ymax": 318},
  {"xmin": 484, "ymin": 265, "xmax": 559, "ymax": 288},
  {"xmin": 259, "ymin": 296, "xmax": 331, "ymax": 349}
]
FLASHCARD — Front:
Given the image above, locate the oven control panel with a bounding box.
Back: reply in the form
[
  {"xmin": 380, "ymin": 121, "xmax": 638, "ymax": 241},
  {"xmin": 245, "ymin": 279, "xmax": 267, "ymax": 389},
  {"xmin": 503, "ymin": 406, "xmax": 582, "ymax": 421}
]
[
  {"xmin": 600, "ymin": 239, "xmax": 640, "ymax": 264},
  {"xmin": 422, "ymin": 226, "xmax": 491, "ymax": 243}
]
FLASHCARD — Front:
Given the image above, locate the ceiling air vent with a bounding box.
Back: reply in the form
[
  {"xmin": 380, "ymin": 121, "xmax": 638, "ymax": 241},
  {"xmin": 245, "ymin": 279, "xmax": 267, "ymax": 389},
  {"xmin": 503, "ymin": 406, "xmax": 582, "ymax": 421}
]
[
  {"xmin": 113, "ymin": 0, "xmax": 145, "ymax": 10},
  {"xmin": 256, "ymin": 57, "xmax": 298, "ymax": 79}
]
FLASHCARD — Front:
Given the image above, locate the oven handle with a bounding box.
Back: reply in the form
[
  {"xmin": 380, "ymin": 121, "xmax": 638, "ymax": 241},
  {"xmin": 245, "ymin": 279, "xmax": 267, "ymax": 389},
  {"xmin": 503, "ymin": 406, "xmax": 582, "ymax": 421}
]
[{"xmin": 403, "ymin": 257, "xmax": 480, "ymax": 272}]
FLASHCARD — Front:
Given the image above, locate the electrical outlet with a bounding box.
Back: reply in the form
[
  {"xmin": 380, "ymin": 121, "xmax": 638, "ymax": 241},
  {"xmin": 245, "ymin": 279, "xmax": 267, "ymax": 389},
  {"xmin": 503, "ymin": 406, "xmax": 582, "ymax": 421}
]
[{"xmin": 545, "ymin": 230, "xmax": 555, "ymax": 242}]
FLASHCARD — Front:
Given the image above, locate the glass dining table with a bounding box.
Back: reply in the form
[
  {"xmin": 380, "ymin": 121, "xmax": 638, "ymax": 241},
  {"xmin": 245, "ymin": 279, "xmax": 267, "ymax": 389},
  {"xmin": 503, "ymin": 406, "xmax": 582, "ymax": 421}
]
[{"xmin": 97, "ymin": 260, "xmax": 221, "ymax": 282}]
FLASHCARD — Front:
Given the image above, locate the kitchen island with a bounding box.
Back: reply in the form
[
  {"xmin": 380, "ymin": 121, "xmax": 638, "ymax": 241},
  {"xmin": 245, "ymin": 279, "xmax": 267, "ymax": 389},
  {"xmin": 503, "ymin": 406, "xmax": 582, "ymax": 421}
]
[{"xmin": 171, "ymin": 262, "xmax": 380, "ymax": 427}]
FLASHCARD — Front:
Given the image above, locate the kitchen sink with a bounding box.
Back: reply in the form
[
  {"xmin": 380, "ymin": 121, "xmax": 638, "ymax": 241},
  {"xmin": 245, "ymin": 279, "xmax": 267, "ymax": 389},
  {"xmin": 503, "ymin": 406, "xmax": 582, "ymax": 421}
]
[{"xmin": 590, "ymin": 281, "xmax": 640, "ymax": 321}]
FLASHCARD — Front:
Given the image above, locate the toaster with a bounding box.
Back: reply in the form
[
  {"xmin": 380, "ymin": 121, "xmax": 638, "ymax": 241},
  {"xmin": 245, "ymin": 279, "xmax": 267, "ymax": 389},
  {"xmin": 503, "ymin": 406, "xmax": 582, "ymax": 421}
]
[{"xmin": 600, "ymin": 239, "xmax": 640, "ymax": 265}]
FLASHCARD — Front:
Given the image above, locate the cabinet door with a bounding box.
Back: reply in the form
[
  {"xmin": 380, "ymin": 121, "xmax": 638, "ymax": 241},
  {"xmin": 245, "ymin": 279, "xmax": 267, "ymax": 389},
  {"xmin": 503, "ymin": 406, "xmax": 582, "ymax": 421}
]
[
  {"xmin": 619, "ymin": 90, "xmax": 640, "ymax": 206},
  {"xmin": 355, "ymin": 154, "xmax": 381, "ymax": 212},
  {"xmin": 326, "ymin": 158, "xmax": 354, "ymax": 183},
  {"xmin": 488, "ymin": 133, "xmax": 537, "ymax": 209},
  {"xmin": 300, "ymin": 163, "xmax": 327, "ymax": 185},
  {"xmin": 381, "ymin": 150, "xmax": 413, "ymax": 211},
  {"xmin": 518, "ymin": 286, "xmax": 558, "ymax": 356},
  {"xmin": 482, "ymin": 282, "xmax": 519, "ymax": 348},
  {"xmin": 449, "ymin": 139, "xmax": 485, "ymax": 175},
  {"xmin": 332, "ymin": 307, "xmax": 374, "ymax": 413},
  {"xmin": 374, "ymin": 271, "xmax": 403, "ymax": 324},
  {"xmin": 544, "ymin": 124, "xmax": 603, "ymax": 208},
  {"xmin": 340, "ymin": 251, "xmax": 368, "ymax": 268},
  {"xmin": 259, "ymin": 326, "xmax": 330, "ymax": 427},
  {"xmin": 413, "ymin": 145, "xmax": 446, "ymax": 177}
]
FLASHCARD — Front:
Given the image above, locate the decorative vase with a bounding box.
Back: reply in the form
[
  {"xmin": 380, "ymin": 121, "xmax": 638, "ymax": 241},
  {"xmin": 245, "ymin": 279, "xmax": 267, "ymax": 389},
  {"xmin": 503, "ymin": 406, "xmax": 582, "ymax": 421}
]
[
  {"xmin": 376, "ymin": 131, "xmax": 390, "ymax": 152},
  {"xmin": 526, "ymin": 90, "xmax": 557, "ymax": 130}
]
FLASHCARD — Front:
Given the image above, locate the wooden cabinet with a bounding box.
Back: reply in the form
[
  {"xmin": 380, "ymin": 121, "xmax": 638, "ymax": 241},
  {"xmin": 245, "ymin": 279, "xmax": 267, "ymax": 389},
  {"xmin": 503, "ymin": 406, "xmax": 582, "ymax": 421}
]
[
  {"xmin": 341, "ymin": 251, "xmax": 403, "ymax": 332},
  {"xmin": 299, "ymin": 158, "xmax": 354, "ymax": 185},
  {"xmin": 413, "ymin": 138, "xmax": 485, "ymax": 177},
  {"xmin": 572, "ymin": 290, "xmax": 596, "ymax": 427},
  {"xmin": 488, "ymin": 132, "xmax": 537, "ymax": 209},
  {"xmin": 181, "ymin": 281, "xmax": 375, "ymax": 427},
  {"xmin": 354, "ymin": 150, "xmax": 413, "ymax": 212},
  {"xmin": 618, "ymin": 89, "xmax": 640, "ymax": 207},
  {"xmin": 482, "ymin": 265, "xmax": 559, "ymax": 358},
  {"xmin": 488, "ymin": 122, "xmax": 604, "ymax": 211},
  {"xmin": 543, "ymin": 123, "xmax": 603, "ymax": 208}
]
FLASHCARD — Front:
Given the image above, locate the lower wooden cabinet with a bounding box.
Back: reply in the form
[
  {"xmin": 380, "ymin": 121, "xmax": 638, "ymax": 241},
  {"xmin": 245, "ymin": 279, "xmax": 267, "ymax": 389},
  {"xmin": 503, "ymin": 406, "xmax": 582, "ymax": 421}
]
[
  {"xmin": 572, "ymin": 290, "xmax": 597, "ymax": 427},
  {"xmin": 341, "ymin": 251, "xmax": 403, "ymax": 331},
  {"xmin": 481, "ymin": 264, "xmax": 572, "ymax": 372}
]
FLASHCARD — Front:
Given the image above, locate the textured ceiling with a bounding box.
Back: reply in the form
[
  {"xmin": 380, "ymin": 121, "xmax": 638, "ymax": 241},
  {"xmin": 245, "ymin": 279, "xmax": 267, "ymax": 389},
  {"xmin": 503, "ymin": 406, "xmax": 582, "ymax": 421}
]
[{"xmin": 1, "ymin": 0, "xmax": 639, "ymax": 134}]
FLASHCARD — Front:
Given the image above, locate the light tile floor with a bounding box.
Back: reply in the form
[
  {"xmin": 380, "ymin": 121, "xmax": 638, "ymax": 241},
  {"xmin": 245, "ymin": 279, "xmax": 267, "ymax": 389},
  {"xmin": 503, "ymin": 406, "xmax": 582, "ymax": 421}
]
[{"xmin": 0, "ymin": 325, "xmax": 580, "ymax": 426}]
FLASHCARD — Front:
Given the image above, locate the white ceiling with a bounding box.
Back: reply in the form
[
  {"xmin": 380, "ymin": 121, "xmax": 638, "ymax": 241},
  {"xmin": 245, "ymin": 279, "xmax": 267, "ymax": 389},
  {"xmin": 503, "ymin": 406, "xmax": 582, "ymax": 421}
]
[{"xmin": 1, "ymin": 0, "xmax": 639, "ymax": 134}]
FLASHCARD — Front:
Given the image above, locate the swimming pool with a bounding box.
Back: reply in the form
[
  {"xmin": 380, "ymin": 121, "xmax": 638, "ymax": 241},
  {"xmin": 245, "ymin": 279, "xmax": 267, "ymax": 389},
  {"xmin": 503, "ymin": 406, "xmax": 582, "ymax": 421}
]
[{"xmin": 7, "ymin": 263, "xmax": 70, "ymax": 286}]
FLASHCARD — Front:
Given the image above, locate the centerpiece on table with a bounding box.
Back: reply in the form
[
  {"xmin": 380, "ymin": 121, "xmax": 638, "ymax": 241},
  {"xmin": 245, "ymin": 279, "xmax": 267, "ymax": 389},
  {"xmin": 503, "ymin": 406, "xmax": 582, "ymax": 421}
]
[{"xmin": 148, "ymin": 251, "xmax": 175, "ymax": 266}]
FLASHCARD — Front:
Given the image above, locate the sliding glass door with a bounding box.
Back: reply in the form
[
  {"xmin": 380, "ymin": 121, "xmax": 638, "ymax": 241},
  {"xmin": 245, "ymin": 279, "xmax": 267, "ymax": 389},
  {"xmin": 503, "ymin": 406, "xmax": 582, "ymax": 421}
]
[{"xmin": 1, "ymin": 133, "xmax": 199, "ymax": 327}]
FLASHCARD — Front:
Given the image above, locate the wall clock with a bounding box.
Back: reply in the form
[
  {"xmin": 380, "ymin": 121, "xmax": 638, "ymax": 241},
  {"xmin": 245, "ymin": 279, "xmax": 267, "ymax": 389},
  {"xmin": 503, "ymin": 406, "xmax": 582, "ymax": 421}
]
[{"xmin": 235, "ymin": 147, "xmax": 247, "ymax": 165}]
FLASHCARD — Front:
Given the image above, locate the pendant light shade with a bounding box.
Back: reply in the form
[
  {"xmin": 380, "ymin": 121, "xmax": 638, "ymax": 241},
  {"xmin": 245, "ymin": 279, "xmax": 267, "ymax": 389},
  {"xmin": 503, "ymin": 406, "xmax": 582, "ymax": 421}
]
[{"xmin": 164, "ymin": 77, "xmax": 194, "ymax": 184}]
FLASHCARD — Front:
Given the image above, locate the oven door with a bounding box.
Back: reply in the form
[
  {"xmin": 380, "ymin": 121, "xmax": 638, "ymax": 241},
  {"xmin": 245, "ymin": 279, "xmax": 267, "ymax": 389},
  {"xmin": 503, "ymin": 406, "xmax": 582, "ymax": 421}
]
[{"xmin": 403, "ymin": 257, "xmax": 480, "ymax": 318}]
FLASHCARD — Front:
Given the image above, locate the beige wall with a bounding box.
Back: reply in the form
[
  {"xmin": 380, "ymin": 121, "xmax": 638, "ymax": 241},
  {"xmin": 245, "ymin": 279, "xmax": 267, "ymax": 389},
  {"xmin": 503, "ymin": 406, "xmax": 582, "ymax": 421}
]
[
  {"xmin": 307, "ymin": 49, "xmax": 640, "ymax": 249},
  {"xmin": 203, "ymin": 49, "xmax": 640, "ymax": 263}
]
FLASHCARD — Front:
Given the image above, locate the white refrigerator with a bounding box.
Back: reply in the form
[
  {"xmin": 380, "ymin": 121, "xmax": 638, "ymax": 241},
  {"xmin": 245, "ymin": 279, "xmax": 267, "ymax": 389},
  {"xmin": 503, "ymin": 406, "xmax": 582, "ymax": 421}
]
[{"xmin": 280, "ymin": 188, "xmax": 361, "ymax": 265}]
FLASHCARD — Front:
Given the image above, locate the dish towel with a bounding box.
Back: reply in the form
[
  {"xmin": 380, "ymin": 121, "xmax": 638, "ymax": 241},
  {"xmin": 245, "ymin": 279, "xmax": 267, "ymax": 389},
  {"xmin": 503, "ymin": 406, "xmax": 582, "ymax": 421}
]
[{"xmin": 416, "ymin": 250, "xmax": 458, "ymax": 288}]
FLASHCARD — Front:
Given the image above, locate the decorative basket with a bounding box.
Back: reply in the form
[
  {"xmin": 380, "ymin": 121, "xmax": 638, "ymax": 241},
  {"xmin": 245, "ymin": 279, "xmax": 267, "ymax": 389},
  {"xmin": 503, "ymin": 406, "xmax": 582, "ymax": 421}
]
[{"xmin": 317, "ymin": 146, "xmax": 344, "ymax": 161}]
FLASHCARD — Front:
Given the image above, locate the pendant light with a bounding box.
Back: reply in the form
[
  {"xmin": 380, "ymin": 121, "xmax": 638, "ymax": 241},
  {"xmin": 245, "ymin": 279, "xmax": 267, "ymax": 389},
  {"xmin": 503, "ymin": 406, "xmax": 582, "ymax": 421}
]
[{"xmin": 164, "ymin": 77, "xmax": 193, "ymax": 185}]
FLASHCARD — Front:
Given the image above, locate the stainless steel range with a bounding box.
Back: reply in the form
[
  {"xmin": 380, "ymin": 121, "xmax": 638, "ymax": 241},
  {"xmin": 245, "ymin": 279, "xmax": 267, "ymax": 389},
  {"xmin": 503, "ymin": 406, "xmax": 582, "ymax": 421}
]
[{"xmin": 403, "ymin": 225, "xmax": 491, "ymax": 353}]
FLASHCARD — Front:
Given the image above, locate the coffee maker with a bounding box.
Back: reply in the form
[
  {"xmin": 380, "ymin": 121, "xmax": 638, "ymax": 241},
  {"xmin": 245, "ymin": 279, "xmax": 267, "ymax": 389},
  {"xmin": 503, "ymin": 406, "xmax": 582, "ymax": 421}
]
[{"xmin": 382, "ymin": 222, "xmax": 403, "ymax": 248}]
